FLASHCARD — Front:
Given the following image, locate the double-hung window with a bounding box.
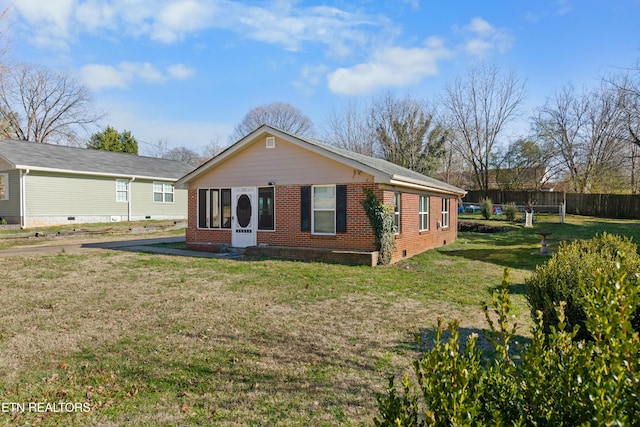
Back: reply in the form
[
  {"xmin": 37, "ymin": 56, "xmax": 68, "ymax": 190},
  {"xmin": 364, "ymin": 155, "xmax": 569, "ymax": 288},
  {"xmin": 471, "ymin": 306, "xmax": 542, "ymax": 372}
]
[
  {"xmin": 442, "ymin": 198, "xmax": 450, "ymax": 228},
  {"xmin": 312, "ymin": 185, "xmax": 336, "ymax": 234},
  {"xmin": 198, "ymin": 188, "xmax": 231, "ymax": 229},
  {"xmin": 115, "ymin": 179, "xmax": 128, "ymax": 202},
  {"xmin": 0, "ymin": 173, "xmax": 8, "ymax": 200},
  {"xmin": 393, "ymin": 192, "xmax": 401, "ymax": 234},
  {"xmin": 154, "ymin": 182, "xmax": 174, "ymax": 203},
  {"xmin": 419, "ymin": 195, "xmax": 429, "ymax": 231}
]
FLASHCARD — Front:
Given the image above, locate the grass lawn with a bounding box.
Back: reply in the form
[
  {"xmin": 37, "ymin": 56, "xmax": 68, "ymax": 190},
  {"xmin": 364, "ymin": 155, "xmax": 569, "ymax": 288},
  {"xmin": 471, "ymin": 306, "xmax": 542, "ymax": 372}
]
[{"xmin": 0, "ymin": 214, "xmax": 638, "ymax": 426}]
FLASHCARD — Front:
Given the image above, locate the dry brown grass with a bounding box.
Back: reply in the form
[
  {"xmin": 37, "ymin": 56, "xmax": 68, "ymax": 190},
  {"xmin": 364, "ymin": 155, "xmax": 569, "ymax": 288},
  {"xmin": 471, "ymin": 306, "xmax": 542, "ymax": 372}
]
[{"xmin": 0, "ymin": 238, "xmax": 531, "ymax": 426}]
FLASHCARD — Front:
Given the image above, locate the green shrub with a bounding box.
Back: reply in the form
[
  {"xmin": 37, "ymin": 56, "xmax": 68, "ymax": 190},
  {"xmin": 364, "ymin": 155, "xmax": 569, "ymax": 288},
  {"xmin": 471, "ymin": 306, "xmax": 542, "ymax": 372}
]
[
  {"xmin": 502, "ymin": 202, "xmax": 518, "ymax": 222},
  {"xmin": 479, "ymin": 198, "xmax": 493, "ymax": 220},
  {"xmin": 375, "ymin": 261, "xmax": 640, "ymax": 426},
  {"xmin": 525, "ymin": 232, "xmax": 640, "ymax": 340}
]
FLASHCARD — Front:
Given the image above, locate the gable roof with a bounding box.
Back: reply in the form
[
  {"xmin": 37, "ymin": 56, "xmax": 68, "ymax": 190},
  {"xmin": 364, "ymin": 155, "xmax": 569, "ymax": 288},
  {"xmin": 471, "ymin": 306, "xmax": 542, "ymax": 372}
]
[
  {"xmin": 0, "ymin": 139, "xmax": 194, "ymax": 180},
  {"xmin": 176, "ymin": 124, "xmax": 465, "ymax": 196}
]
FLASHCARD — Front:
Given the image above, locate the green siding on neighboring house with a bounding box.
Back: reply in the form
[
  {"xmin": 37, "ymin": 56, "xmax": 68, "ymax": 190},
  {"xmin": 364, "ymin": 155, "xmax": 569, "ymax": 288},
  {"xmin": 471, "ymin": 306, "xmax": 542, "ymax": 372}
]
[
  {"xmin": 0, "ymin": 170, "xmax": 21, "ymax": 221},
  {"xmin": 20, "ymin": 172, "xmax": 187, "ymax": 225},
  {"xmin": 130, "ymin": 179, "xmax": 187, "ymax": 218},
  {"xmin": 25, "ymin": 172, "xmax": 129, "ymax": 217}
]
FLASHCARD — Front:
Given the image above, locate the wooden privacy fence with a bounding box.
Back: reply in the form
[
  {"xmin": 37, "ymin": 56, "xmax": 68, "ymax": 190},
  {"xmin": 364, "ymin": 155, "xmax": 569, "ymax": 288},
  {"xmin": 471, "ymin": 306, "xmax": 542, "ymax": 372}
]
[{"xmin": 464, "ymin": 190, "xmax": 640, "ymax": 219}]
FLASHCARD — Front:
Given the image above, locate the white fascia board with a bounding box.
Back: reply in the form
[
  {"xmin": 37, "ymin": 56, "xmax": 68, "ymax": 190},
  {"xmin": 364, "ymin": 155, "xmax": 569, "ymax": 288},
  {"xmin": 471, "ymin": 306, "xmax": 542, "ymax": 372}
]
[{"xmin": 14, "ymin": 165, "xmax": 177, "ymax": 182}]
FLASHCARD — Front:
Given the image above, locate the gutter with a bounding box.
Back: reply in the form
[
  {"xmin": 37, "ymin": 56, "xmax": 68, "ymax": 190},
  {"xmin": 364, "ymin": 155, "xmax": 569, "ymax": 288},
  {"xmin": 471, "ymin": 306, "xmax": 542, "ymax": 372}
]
[
  {"xmin": 12, "ymin": 165, "xmax": 180, "ymax": 182},
  {"xmin": 389, "ymin": 175, "xmax": 467, "ymax": 197}
]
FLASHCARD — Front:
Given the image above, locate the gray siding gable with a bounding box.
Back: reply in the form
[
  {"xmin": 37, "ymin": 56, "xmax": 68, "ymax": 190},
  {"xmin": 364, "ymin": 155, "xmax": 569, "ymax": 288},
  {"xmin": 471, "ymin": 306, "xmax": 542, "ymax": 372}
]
[{"xmin": 0, "ymin": 139, "xmax": 194, "ymax": 180}]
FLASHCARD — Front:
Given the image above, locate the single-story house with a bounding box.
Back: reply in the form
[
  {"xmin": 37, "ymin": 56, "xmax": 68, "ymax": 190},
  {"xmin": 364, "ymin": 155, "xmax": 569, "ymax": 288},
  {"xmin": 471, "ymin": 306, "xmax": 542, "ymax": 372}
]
[
  {"xmin": 175, "ymin": 125, "xmax": 466, "ymax": 265},
  {"xmin": 0, "ymin": 139, "xmax": 194, "ymax": 227}
]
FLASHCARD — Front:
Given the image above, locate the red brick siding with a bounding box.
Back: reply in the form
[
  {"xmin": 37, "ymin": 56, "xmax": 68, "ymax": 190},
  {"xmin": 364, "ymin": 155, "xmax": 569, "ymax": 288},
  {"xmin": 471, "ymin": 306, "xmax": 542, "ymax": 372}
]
[
  {"xmin": 384, "ymin": 190, "xmax": 458, "ymax": 263},
  {"xmin": 185, "ymin": 185, "xmax": 458, "ymax": 262},
  {"xmin": 256, "ymin": 183, "xmax": 377, "ymax": 251}
]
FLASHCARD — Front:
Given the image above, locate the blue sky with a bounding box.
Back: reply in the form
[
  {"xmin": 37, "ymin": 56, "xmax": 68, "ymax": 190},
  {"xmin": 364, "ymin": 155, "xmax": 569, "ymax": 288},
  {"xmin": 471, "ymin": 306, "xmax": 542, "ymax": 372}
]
[{"xmin": 5, "ymin": 0, "xmax": 640, "ymax": 155}]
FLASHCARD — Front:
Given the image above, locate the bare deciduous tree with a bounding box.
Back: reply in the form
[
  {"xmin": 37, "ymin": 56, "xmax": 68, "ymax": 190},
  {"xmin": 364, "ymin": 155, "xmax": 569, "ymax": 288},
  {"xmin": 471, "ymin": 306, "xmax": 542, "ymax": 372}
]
[
  {"xmin": 230, "ymin": 101, "xmax": 314, "ymax": 141},
  {"xmin": 322, "ymin": 100, "xmax": 374, "ymax": 156},
  {"xmin": 0, "ymin": 63, "xmax": 103, "ymax": 145},
  {"xmin": 162, "ymin": 146, "xmax": 204, "ymax": 166},
  {"xmin": 534, "ymin": 83, "xmax": 627, "ymax": 193},
  {"xmin": 441, "ymin": 63, "xmax": 526, "ymax": 193}
]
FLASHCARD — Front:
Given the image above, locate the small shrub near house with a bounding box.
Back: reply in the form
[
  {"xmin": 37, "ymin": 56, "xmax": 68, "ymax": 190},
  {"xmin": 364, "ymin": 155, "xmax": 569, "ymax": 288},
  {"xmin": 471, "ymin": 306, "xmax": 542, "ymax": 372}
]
[
  {"xmin": 374, "ymin": 253, "xmax": 640, "ymax": 426},
  {"xmin": 479, "ymin": 198, "xmax": 493, "ymax": 220},
  {"xmin": 526, "ymin": 232, "xmax": 640, "ymax": 340}
]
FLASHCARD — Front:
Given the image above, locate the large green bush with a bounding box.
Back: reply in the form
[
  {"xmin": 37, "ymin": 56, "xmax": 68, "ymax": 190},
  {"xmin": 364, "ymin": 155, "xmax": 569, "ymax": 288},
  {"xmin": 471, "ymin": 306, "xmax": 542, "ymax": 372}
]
[
  {"xmin": 525, "ymin": 232, "xmax": 640, "ymax": 340},
  {"xmin": 375, "ymin": 262, "xmax": 640, "ymax": 426}
]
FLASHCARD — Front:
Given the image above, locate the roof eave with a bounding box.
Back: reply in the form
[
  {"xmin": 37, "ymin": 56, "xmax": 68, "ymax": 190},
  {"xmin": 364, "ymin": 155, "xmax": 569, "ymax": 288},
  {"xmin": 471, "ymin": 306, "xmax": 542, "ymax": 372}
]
[
  {"xmin": 389, "ymin": 175, "xmax": 467, "ymax": 196},
  {"xmin": 15, "ymin": 165, "xmax": 181, "ymax": 181}
]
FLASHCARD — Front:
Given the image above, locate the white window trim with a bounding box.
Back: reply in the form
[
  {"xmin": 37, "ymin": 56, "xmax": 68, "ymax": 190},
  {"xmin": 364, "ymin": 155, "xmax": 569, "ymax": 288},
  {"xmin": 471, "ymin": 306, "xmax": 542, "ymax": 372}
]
[
  {"xmin": 115, "ymin": 178, "xmax": 128, "ymax": 203},
  {"xmin": 419, "ymin": 195, "xmax": 429, "ymax": 231},
  {"xmin": 153, "ymin": 182, "xmax": 174, "ymax": 203},
  {"xmin": 312, "ymin": 184, "xmax": 336, "ymax": 235},
  {"xmin": 442, "ymin": 198, "xmax": 450, "ymax": 229},
  {"xmin": 394, "ymin": 192, "xmax": 401, "ymax": 234},
  {"xmin": 0, "ymin": 173, "xmax": 8, "ymax": 200}
]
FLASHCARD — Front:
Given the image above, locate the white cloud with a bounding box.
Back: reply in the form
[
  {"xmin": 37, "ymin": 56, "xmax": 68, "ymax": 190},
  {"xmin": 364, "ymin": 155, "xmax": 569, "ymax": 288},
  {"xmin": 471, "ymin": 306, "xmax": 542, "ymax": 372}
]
[
  {"xmin": 458, "ymin": 17, "xmax": 514, "ymax": 58},
  {"xmin": 151, "ymin": 0, "xmax": 216, "ymax": 43},
  {"xmin": 12, "ymin": 0, "xmax": 386, "ymax": 58},
  {"xmin": 81, "ymin": 64, "xmax": 130, "ymax": 90},
  {"xmin": 292, "ymin": 64, "xmax": 329, "ymax": 95},
  {"xmin": 81, "ymin": 61, "xmax": 194, "ymax": 90},
  {"xmin": 167, "ymin": 64, "xmax": 195, "ymax": 79},
  {"xmin": 12, "ymin": 0, "xmax": 75, "ymax": 46},
  {"xmin": 74, "ymin": 1, "xmax": 117, "ymax": 32},
  {"xmin": 327, "ymin": 37, "xmax": 452, "ymax": 95},
  {"xmin": 467, "ymin": 17, "xmax": 494, "ymax": 37}
]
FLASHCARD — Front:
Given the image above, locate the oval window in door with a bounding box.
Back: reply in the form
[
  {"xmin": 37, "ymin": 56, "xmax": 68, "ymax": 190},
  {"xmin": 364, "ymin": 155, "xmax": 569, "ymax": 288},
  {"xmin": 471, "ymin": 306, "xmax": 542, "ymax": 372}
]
[{"xmin": 236, "ymin": 194, "xmax": 252, "ymax": 228}]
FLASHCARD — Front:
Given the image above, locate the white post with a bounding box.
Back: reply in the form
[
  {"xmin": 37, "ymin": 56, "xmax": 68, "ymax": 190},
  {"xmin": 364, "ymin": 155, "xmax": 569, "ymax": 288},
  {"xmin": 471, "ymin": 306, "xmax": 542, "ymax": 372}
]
[{"xmin": 525, "ymin": 211, "xmax": 533, "ymax": 228}]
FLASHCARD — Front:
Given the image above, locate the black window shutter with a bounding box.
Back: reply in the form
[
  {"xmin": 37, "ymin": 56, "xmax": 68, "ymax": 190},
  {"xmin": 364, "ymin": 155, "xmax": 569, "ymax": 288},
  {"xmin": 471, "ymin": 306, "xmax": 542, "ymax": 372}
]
[
  {"xmin": 336, "ymin": 185, "xmax": 347, "ymax": 233},
  {"xmin": 198, "ymin": 189, "xmax": 207, "ymax": 228},
  {"xmin": 301, "ymin": 186, "xmax": 311, "ymax": 231}
]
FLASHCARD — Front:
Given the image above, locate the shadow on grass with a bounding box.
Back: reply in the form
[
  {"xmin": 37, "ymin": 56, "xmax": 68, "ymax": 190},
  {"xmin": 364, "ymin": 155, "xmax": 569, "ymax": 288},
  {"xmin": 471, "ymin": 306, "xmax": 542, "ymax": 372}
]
[
  {"xmin": 440, "ymin": 246, "xmax": 548, "ymax": 272},
  {"xmin": 402, "ymin": 326, "xmax": 533, "ymax": 363}
]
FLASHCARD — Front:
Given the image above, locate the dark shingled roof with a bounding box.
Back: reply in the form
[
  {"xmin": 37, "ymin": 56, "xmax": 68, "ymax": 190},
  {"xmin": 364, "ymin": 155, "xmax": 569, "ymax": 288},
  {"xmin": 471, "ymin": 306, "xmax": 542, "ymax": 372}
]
[
  {"xmin": 0, "ymin": 139, "xmax": 194, "ymax": 180},
  {"xmin": 296, "ymin": 133, "xmax": 466, "ymax": 195}
]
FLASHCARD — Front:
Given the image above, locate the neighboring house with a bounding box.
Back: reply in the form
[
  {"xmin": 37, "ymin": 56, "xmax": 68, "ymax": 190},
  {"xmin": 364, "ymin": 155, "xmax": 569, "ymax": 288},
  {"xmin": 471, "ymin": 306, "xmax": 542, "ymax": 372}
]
[
  {"xmin": 0, "ymin": 140, "xmax": 194, "ymax": 227},
  {"xmin": 175, "ymin": 125, "xmax": 466, "ymax": 265}
]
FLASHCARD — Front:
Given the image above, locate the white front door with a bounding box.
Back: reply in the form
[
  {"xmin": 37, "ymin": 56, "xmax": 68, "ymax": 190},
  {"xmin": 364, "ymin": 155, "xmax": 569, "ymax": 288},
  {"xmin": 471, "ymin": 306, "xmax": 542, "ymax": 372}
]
[{"xmin": 231, "ymin": 187, "xmax": 257, "ymax": 248}]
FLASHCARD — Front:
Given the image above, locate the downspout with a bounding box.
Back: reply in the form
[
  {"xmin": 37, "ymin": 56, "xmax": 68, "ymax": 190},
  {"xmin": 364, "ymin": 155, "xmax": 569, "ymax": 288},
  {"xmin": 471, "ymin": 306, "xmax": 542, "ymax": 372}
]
[
  {"xmin": 128, "ymin": 177, "xmax": 135, "ymax": 221},
  {"xmin": 20, "ymin": 169, "xmax": 29, "ymax": 228}
]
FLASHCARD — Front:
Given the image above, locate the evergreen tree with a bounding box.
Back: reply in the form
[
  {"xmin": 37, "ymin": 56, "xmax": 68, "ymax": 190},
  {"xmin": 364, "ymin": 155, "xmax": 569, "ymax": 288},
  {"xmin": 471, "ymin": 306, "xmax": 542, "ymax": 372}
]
[{"xmin": 88, "ymin": 126, "xmax": 139, "ymax": 155}]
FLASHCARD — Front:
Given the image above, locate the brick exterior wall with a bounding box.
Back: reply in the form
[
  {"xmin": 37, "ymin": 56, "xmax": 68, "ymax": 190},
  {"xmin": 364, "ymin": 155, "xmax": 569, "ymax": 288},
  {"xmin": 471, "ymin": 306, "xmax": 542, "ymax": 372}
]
[
  {"xmin": 185, "ymin": 183, "xmax": 458, "ymax": 263},
  {"xmin": 382, "ymin": 189, "xmax": 458, "ymax": 264}
]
